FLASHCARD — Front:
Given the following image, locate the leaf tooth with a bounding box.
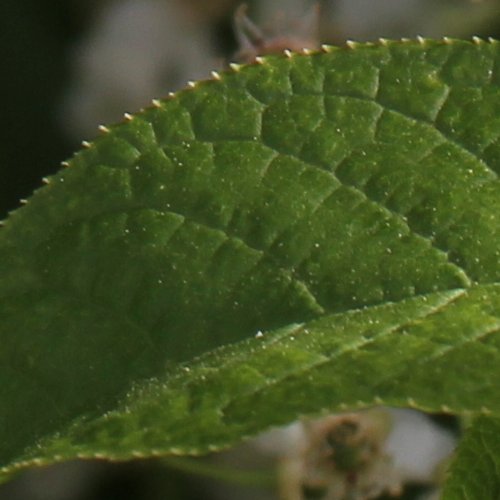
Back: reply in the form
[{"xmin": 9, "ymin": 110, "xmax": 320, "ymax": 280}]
[
  {"xmin": 167, "ymin": 91, "xmax": 175, "ymax": 98},
  {"xmin": 42, "ymin": 177, "xmax": 50, "ymax": 185},
  {"xmin": 472, "ymin": 36, "xmax": 483, "ymax": 45},
  {"xmin": 406, "ymin": 397, "xmax": 417, "ymax": 407},
  {"xmin": 321, "ymin": 44, "xmax": 333, "ymax": 53},
  {"xmin": 373, "ymin": 396, "xmax": 384, "ymax": 405},
  {"xmin": 283, "ymin": 49, "xmax": 293, "ymax": 58},
  {"xmin": 98, "ymin": 124, "xmax": 110, "ymax": 134},
  {"xmin": 123, "ymin": 112, "xmax": 133, "ymax": 121},
  {"xmin": 416, "ymin": 35, "xmax": 426, "ymax": 45},
  {"xmin": 61, "ymin": 160, "xmax": 70, "ymax": 168},
  {"xmin": 93, "ymin": 452, "xmax": 107, "ymax": 459},
  {"xmin": 442, "ymin": 36, "xmax": 453, "ymax": 44},
  {"xmin": 440, "ymin": 404, "xmax": 452, "ymax": 413},
  {"xmin": 151, "ymin": 98, "xmax": 162, "ymax": 108},
  {"xmin": 488, "ymin": 37, "xmax": 497, "ymax": 44},
  {"xmin": 400, "ymin": 37, "xmax": 412, "ymax": 43},
  {"xmin": 19, "ymin": 198, "xmax": 28, "ymax": 205},
  {"xmin": 481, "ymin": 406, "xmax": 492, "ymax": 415},
  {"xmin": 81, "ymin": 140, "xmax": 91, "ymax": 149},
  {"xmin": 187, "ymin": 80, "xmax": 197, "ymax": 88},
  {"xmin": 254, "ymin": 56, "xmax": 265, "ymax": 64},
  {"xmin": 378, "ymin": 37, "xmax": 390, "ymax": 46},
  {"xmin": 301, "ymin": 47, "xmax": 313, "ymax": 55},
  {"xmin": 345, "ymin": 40, "xmax": 358, "ymax": 49},
  {"xmin": 169, "ymin": 447, "xmax": 184, "ymax": 454},
  {"xmin": 229, "ymin": 62, "xmax": 242, "ymax": 72},
  {"xmin": 12, "ymin": 460, "xmax": 31, "ymax": 470},
  {"xmin": 131, "ymin": 450, "xmax": 145, "ymax": 458},
  {"xmin": 210, "ymin": 70, "xmax": 221, "ymax": 80}
]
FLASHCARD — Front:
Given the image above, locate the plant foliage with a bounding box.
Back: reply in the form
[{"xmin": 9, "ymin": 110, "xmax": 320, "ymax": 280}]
[{"xmin": 1, "ymin": 39, "xmax": 499, "ymax": 497}]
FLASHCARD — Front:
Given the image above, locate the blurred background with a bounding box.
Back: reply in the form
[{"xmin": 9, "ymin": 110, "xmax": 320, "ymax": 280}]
[{"xmin": 0, "ymin": 0, "xmax": 498, "ymax": 498}]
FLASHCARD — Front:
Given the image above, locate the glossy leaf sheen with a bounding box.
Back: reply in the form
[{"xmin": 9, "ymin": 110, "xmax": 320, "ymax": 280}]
[{"xmin": 1, "ymin": 40, "xmax": 499, "ymax": 494}]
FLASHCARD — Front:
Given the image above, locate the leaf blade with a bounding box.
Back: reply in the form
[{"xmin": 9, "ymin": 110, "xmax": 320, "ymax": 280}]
[{"xmin": 0, "ymin": 40, "xmax": 499, "ymax": 482}]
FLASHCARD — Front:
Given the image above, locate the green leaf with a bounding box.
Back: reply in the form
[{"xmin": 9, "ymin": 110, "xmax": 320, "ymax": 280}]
[
  {"xmin": 0, "ymin": 39, "xmax": 499, "ymax": 491},
  {"xmin": 442, "ymin": 415, "xmax": 500, "ymax": 499}
]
